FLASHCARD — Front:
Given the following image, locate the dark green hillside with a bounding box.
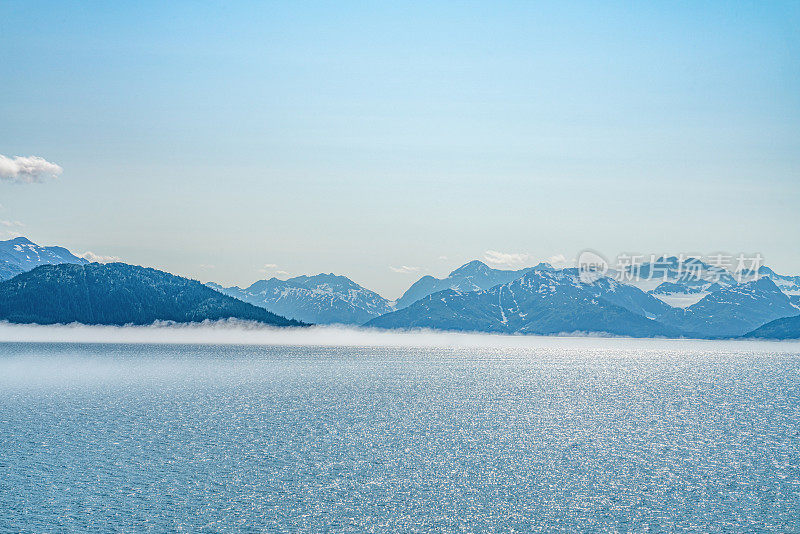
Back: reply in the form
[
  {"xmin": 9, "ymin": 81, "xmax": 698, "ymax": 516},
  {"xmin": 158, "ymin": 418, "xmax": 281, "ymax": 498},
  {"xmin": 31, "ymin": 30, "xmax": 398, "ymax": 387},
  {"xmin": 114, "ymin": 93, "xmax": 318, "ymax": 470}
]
[
  {"xmin": 744, "ymin": 314, "xmax": 800, "ymax": 339},
  {"xmin": 0, "ymin": 263, "xmax": 303, "ymax": 326}
]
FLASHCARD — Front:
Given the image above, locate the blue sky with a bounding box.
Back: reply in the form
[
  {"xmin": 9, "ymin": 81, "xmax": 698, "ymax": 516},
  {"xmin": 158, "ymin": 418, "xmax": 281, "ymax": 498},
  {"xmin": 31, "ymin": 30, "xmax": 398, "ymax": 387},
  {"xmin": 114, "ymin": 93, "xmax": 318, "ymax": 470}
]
[{"xmin": 1, "ymin": 1, "xmax": 799, "ymax": 297}]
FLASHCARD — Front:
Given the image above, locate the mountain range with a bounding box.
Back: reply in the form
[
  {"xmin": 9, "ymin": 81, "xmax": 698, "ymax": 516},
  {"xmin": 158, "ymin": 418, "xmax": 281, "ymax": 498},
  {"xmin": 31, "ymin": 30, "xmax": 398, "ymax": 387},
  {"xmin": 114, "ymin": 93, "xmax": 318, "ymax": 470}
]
[
  {"xmin": 209, "ymin": 274, "xmax": 393, "ymax": 324},
  {"xmin": 367, "ymin": 268, "xmax": 679, "ymax": 337},
  {"xmin": 648, "ymin": 277, "xmax": 797, "ymax": 337},
  {"xmin": 619, "ymin": 256, "xmax": 737, "ymax": 308},
  {"xmin": 394, "ymin": 260, "xmax": 549, "ymax": 309},
  {"xmin": 1, "ymin": 236, "xmax": 799, "ymax": 338}
]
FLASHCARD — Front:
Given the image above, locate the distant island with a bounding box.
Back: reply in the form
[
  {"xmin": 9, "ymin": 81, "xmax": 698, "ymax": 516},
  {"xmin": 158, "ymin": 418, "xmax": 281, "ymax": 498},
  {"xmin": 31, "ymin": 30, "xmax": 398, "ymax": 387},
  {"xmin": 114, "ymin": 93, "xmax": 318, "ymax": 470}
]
[{"xmin": 1, "ymin": 236, "xmax": 799, "ymax": 339}]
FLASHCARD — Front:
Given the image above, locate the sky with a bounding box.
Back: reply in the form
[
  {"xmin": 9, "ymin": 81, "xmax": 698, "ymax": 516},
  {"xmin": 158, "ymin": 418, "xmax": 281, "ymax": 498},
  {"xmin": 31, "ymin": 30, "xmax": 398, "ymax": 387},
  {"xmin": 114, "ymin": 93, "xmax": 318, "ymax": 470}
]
[{"xmin": 1, "ymin": 1, "xmax": 799, "ymax": 298}]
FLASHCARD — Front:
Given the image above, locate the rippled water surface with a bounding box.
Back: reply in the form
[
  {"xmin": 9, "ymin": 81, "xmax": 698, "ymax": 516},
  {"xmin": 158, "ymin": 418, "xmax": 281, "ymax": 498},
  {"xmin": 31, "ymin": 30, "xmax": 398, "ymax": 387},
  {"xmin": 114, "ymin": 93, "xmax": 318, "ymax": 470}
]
[{"xmin": 1, "ymin": 340, "xmax": 799, "ymax": 532}]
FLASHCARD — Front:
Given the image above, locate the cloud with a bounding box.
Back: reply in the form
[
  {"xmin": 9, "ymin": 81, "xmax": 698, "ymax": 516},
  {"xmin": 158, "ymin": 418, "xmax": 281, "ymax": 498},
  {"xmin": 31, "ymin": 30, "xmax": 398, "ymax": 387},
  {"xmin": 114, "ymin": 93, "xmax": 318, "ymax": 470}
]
[
  {"xmin": 0, "ymin": 155, "xmax": 63, "ymax": 184},
  {"xmin": 483, "ymin": 250, "xmax": 532, "ymax": 269},
  {"xmin": 259, "ymin": 264, "xmax": 290, "ymax": 277},
  {"xmin": 390, "ymin": 265, "xmax": 420, "ymax": 273},
  {"xmin": 0, "ymin": 220, "xmax": 25, "ymax": 238},
  {"xmin": 79, "ymin": 251, "xmax": 122, "ymax": 263},
  {"xmin": 546, "ymin": 254, "xmax": 572, "ymax": 268}
]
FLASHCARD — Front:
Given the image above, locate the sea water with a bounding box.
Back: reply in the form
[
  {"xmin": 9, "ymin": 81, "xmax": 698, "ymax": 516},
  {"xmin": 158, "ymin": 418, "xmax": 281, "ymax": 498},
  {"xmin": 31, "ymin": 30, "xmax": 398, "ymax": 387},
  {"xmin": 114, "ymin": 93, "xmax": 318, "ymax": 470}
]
[{"xmin": 1, "ymin": 339, "xmax": 799, "ymax": 532}]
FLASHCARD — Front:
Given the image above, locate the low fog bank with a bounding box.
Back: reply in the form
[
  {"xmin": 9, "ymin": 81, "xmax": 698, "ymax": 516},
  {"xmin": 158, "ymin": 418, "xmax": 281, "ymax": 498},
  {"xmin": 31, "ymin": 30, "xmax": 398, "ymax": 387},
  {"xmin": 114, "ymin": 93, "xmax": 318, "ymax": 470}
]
[{"xmin": 1, "ymin": 320, "xmax": 799, "ymax": 352}]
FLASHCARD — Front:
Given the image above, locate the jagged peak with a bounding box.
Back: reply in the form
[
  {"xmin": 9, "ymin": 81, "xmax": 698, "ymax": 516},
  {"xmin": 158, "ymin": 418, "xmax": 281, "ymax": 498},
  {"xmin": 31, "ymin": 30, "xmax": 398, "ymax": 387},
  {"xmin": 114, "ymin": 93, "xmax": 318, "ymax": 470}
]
[
  {"xmin": 746, "ymin": 276, "xmax": 780, "ymax": 291},
  {"xmin": 3, "ymin": 236, "xmax": 35, "ymax": 246},
  {"xmin": 448, "ymin": 260, "xmax": 491, "ymax": 278}
]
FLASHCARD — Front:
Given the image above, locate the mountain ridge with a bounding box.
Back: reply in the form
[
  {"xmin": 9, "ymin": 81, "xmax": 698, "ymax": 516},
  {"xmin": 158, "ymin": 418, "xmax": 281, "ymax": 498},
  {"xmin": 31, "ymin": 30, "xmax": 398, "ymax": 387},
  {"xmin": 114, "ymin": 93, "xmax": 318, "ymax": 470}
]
[
  {"xmin": 367, "ymin": 269, "xmax": 681, "ymax": 337},
  {"xmin": 4, "ymin": 237, "xmax": 800, "ymax": 339},
  {"xmin": 657, "ymin": 277, "xmax": 797, "ymax": 337},
  {"xmin": 210, "ymin": 273, "xmax": 393, "ymax": 324},
  {"xmin": 0, "ymin": 236, "xmax": 88, "ymax": 281},
  {"xmin": 0, "ymin": 262, "xmax": 302, "ymax": 327},
  {"xmin": 395, "ymin": 260, "xmax": 551, "ymax": 309}
]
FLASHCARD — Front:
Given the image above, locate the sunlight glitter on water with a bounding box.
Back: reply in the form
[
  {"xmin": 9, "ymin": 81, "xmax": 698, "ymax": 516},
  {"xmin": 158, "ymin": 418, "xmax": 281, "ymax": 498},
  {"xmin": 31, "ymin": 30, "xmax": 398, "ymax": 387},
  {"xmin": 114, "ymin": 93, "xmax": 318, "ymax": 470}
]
[{"xmin": 1, "ymin": 340, "xmax": 799, "ymax": 532}]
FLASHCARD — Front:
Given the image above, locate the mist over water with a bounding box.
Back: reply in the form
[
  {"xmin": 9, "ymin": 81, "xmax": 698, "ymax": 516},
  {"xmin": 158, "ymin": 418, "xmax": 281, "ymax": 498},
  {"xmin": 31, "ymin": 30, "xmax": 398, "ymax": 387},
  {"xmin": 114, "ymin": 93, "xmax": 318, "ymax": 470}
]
[
  {"xmin": 2, "ymin": 320, "xmax": 799, "ymax": 351},
  {"xmin": 1, "ymin": 334, "xmax": 800, "ymax": 531}
]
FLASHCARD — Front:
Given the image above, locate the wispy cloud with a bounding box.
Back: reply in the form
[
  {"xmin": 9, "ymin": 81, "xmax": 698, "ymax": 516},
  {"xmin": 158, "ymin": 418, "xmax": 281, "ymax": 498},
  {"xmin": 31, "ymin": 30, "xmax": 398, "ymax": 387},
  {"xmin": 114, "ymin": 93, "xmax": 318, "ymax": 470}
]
[
  {"xmin": 0, "ymin": 220, "xmax": 25, "ymax": 239},
  {"xmin": 483, "ymin": 250, "xmax": 532, "ymax": 269},
  {"xmin": 483, "ymin": 250, "xmax": 572, "ymax": 269},
  {"xmin": 259, "ymin": 264, "xmax": 290, "ymax": 277},
  {"xmin": 390, "ymin": 265, "xmax": 420, "ymax": 273},
  {"xmin": 547, "ymin": 254, "xmax": 572, "ymax": 268},
  {"xmin": 79, "ymin": 251, "xmax": 122, "ymax": 263},
  {"xmin": 0, "ymin": 155, "xmax": 63, "ymax": 184}
]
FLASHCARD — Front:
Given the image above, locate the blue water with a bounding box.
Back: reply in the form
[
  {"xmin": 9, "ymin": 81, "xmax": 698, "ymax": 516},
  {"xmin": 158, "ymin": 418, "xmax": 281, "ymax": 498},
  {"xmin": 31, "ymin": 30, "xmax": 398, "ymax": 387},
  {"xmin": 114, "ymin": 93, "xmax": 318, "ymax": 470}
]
[{"xmin": 1, "ymin": 341, "xmax": 799, "ymax": 532}]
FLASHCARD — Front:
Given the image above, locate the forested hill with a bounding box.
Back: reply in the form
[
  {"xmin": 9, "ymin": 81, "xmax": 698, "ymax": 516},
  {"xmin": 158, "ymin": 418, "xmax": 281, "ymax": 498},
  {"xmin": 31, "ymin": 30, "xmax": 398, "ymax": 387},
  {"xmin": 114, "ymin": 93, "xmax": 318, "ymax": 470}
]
[
  {"xmin": 744, "ymin": 314, "xmax": 800, "ymax": 339},
  {"xmin": 0, "ymin": 262, "xmax": 303, "ymax": 327}
]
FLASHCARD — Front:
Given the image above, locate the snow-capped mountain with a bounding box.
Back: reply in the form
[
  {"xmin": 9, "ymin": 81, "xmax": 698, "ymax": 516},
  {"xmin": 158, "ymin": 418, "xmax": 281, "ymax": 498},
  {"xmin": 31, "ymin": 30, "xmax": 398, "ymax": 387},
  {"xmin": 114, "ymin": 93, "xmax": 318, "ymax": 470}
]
[
  {"xmin": 368, "ymin": 266, "xmax": 799, "ymax": 338},
  {"xmin": 395, "ymin": 260, "xmax": 551, "ymax": 309},
  {"xmin": 367, "ymin": 269, "xmax": 678, "ymax": 337},
  {"xmin": 657, "ymin": 277, "xmax": 797, "ymax": 337},
  {"xmin": 209, "ymin": 273, "xmax": 393, "ymax": 325},
  {"xmin": 0, "ymin": 236, "xmax": 88, "ymax": 281},
  {"xmin": 623, "ymin": 256, "xmax": 737, "ymax": 288},
  {"xmin": 614, "ymin": 256, "xmax": 800, "ymax": 311},
  {"xmin": 737, "ymin": 266, "xmax": 800, "ymax": 297},
  {"xmin": 617, "ymin": 256, "xmax": 737, "ymax": 308}
]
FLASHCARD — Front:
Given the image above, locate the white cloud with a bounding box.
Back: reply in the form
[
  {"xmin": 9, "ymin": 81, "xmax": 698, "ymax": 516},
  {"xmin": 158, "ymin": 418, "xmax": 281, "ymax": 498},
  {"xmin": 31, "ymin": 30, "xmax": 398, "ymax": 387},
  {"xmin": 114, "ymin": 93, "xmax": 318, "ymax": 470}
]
[
  {"xmin": 483, "ymin": 250, "xmax": 575, "ymax": 269},
  {"xmin": 79, "ymin": 251, "xmax": 122, "ymax": 263},
  {"xmin": 0, "ymin": 155, "xmax": 63, "ymax": 184},
  {"xmin": 483, "ymin": 250, "xmax": 532, "ymax": 269},
  {"xmin": 259, "ymin": 264, "xmax": 290, "ymax": 278},
  {"xmin": 0, "ymin": 220, "xmax": 25, "ymax": 238},
  {"xmin": 390, "ymin": 265, "xmax": 420, "ymax": 273},
  {"xmin": 547, "ymin": 254, "xmax": 572, "ymax": 268}
]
